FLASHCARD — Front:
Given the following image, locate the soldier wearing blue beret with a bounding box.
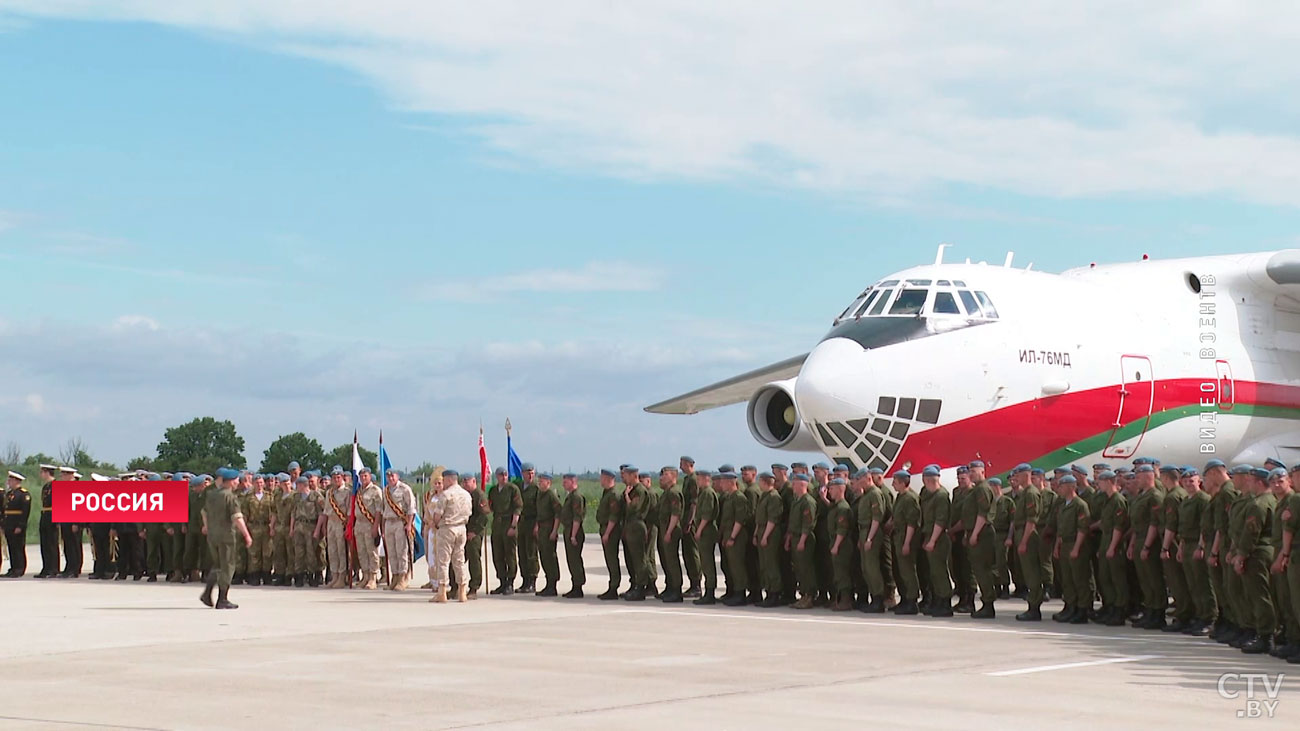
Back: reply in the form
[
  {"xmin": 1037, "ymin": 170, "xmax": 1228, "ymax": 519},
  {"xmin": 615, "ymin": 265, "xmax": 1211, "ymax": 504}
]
[{"xmin": 200, "ymin": 467, "xmax": 253, "ymax": 610}]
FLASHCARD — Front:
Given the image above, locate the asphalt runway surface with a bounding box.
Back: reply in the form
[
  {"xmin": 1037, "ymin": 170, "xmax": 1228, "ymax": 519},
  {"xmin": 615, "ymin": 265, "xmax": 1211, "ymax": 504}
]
[{"xmin": 3, "ymin": 544, "xmax": 1296, "ymax": 730}]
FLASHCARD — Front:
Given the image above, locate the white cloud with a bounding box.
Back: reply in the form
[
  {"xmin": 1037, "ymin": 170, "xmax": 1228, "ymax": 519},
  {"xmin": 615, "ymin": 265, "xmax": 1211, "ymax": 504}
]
[
  {"xmin": 428, "ymin": 261, "xmax": 663, "ymax": 302},
  {"xmin": 3, "ymin": 2, "xmax": 1300, "ymax": 205},
  {"xmin": 111, "ymin": 315, "xmax": 160, "ymax": 332},
  {"xmin": 24, "ymin": 393, "xmax": 44, "ymax": 415}
]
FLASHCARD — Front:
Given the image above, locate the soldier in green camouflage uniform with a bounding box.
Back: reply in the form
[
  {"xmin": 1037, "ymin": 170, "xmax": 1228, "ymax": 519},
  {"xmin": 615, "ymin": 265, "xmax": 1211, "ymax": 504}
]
[
  {"xmin": 890, "ymin": 471, "xmax": 922, "ymax": 615},
  {"xmin": 827, "ymin": 478, "xmax": 855, "ymax": 611},
  {"xmin": 596, "ymin": 469, "xmax": 624, "ymax": 600},
  {"xmin": 753, "ymin": 472, "xmax": 785, "ymax": 607},
  {"xmin": 463, "ymin": 473, "xmax": 488, "ymax": 598},
  {"xmin": 622, "ymin": 466, "xmax": 652, "ymax": 601},
  {"xmin": 184, "ymin": 474, "xmax": 214, "ymax": 582},
  {"xmin": 657, "ymin": 466, "xmax": 685, "ymax": 603},
  {"xmin": 270, "ymin": 474, "xmax": 294, "ymax": 586},
  {"xmin": 1230, "ymin": 467, "xmax": 1277, "ymax": 654},
  {"xmin": 288, "ymin": 476, "xmax": 323, "ymax": 587},
  {"xmin": 489, "ymin": 467, "xmax": 522, "ymax": 595},
  {"xmin": 680, "ymin": 457, "xmax": 701, "ymax": 598},
  {"xmin": 918, "ymin": 466, "xmax": 953, "ymax": 617},
  {"xmin": 965, "ymin": 465, "xmax": 999, "ymax": 619},
  {"xmin": 856, "ymin": 467, "xmax": 890, "ymax": 612},
  {"xmin": 692, "ymin": 471, "xmax": 719, "ymax": 606},
  {"xmin": 1096, "ymin": 471, "xmax": 1130, "ymax": 626},
  {"xmin": 242, "ymin": 477, "xmax": 275, "ymax": 586},
  {"xmin": 1012, "ymin": 464, "xmax": 1045, "ymax": 621},
  {"xmin": 532, "ymin": 473, "xmax": 562, "ymax": 596},
  {"xmin": 1052, "ymin": 475, "xmax": 1091, "ymax": 624},
  {"xmin": 559, "ymin": 473, "xmax": 586, "ymax": 599}
]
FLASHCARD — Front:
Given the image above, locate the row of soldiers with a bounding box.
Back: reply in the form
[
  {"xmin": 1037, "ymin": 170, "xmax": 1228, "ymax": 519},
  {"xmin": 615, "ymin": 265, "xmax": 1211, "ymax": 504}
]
[{"xmin": 1, "ymin": 462, "xmax": 422, "ymax": 591}]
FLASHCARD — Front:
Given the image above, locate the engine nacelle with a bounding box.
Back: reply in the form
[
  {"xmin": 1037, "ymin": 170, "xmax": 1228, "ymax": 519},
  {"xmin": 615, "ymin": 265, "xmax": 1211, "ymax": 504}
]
[{"xmin": 746, "ymin": 378, "xmax": 821, "ymax": 451}]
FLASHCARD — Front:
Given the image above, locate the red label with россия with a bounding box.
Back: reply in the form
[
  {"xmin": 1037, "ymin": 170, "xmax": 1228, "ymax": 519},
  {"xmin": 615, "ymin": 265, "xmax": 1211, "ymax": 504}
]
[{"xmin": 51, "ymin": 481, "xmax": 189, "ymax": 522}]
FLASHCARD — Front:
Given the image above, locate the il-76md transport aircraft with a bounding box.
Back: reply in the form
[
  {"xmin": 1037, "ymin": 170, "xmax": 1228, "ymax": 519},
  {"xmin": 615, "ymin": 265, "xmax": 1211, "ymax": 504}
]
[{"xmin": 647, "ymin": 248, "xmax": 1300, "ymax": 476}]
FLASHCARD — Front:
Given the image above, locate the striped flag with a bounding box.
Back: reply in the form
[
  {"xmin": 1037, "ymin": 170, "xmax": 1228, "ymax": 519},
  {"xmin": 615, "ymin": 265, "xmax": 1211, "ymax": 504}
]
[{"xmin": 479, "ymin": 427, "xmax": 491, "ymax": 490}]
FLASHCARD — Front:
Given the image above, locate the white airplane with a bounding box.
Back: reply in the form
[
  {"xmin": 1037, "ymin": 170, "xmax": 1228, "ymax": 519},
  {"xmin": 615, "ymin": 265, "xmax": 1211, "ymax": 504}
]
[{"xmin": 646, "ymin": 247, "xmax": 1300, "ymax": 477}]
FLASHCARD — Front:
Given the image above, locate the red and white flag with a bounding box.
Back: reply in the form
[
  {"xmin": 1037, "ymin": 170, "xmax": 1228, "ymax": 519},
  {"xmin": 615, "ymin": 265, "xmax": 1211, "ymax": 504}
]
[{"xmin": 478, "ymin": 427, "xmax": 491, "ymax": 489}]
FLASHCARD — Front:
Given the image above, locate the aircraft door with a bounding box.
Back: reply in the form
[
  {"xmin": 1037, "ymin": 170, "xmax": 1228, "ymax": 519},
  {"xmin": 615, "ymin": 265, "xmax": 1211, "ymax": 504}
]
[{"xmin": 1102, "ymin": 355, "xmax": 1155, "ymax": 459}]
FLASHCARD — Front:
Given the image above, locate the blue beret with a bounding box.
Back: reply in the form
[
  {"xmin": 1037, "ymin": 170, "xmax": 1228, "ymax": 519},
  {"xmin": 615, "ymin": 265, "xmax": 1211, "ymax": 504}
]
[
  {"xmin": 1265, "ymin": 457, "xmax": 1286, "ymax": 469},
  {"xmin": 1053, "ymin": 467, "xmax": 1068, "ymax": 475},
  {"xmin": 331, "ymin": 466, "xmax": 344, "ymax": 476},
  {"xmin": 1059, "ymin": 475, "xmax": 1076, "ymax": 485},
  {"xmin": 1098, "ymin": 471, "xmax": 1116, "ymax": 481},
  {"xmin": 968, "ymin": 460, "xmax": 985, "ymax": 468},
  {"xmin": 1182, "ymin": 467, "xmax": 1200, "ymax": 477},
  {"xmin": 718, "ymin": 471, "xmax": 738, "ymax": 480},
  {"xmin": 295, "ymin": 476, "xmax": 309, "ymax": 485},
  {"xmin": 1230, "ymin": 464, "xmax": 1253, "ymax": 475},
  {"xmin": 358, "ymin": 466, "xmax": 371, "ymax": 475},
  {"xmin": 442, "ymin": 470, "xmax": 459, "ymax": 479},
  {"xmin": 1293, "ymin": 464, "xmax": 1300, "ymax": 473},
  {"xmin": 1159, "ymin": 465, "xmax": 1178, "ymax": 474},
  {"xmin": 742, "ymin": 464, "xmax": 758, "ymax": 471},
  {"xmin": 216, "ymin": 467, "xmax": 240, "ymax": 481},
  {"xmin": 188, "ymin": 475, "xmax": 206, "ymax": 487},
  {"xmin": 1013, "ymin": 463, "xmax": 1032, "ymax": 473},
  {"xmin": 680, "ymin": 456, "xmax": 695, "ymax": 464},
  {"xmin": 695, "ymin": 469, "xmax": 712, "ymax": 478},
  {"xmin": 852, "ymin": 468, "xmax": 869, "ymax": 479},
  {"xmin": 832, "ymin": 464, "xmax": 850, "ymax": 473},
  {"xmin": 1071, "ymin": 464, "xmax": 1087, "ymax": 475},
  {"xmin": 772, "ymin": 463, "xmax": 789, "ymax": 471},
  {"xmin": 759, "ymin": 471, "xmax": 774, "ymax": 480},
  {"xmin": 1269, "ymin": 467, "xmax": 1287, "ymax": 479},
  {"xmin": 1092, "ymin": 463, "xmax": 1111, "ymax": 470},
  {"xmin": 790, "ymin": 462, "xmax": 808, "ymax": 470},
  {"xmin": 893, "ymin": 470, "xmax": 911, "ymax": 481},
  {"xmin": 1031, "ymin": 468, "xmax": 1045, "ymax": 476},
  {"xmin": 988, "ymin": 477, "xmax": 1002, "ymax": 487},
  {"xmin": 600, "ymin": 469, "xmax": 617, "ymax": 478},
  {"xmin": 638, "ymin": 471, "xmax": 652, "ymax": 478},
  {"xmin": 791, "ymin": 473, "xmax": 809, "ymax": 483},
  {"xmin": 539, "ymin": 473, "xmax": 553, "ymax": 481},
  {"xmin": 287, "ymin": 461, "xmax": 300, "ymax": 470},
  {"xmin": 521, "ymin": 462, "xmax": 535, "ymax": 471},
  {"xmin": 1132, "ymin": 457, "xmax": 1150, "ymax": 466},
  {"xmin": 868, "ymin": 467, "xmax": 884, "ymax": 475},
  {"xmin": 1180, "ymin": 465, "xmax": 1196, "ymax": 474},
  {"xmin": 1204, "ymin": 459, "xmax": 1226, "ymax": 470},
  {"xmin": 922, "ymin": 466, "xmax": 940, "ymax": 477},
  {"xmin": 276, "ymin": 472, "xmax": 290, "ymax": 481},
  {"xmin": 828, "ymin": 477, "xmax": 847, "ymax": 486},
  {"xmin": 1250, "ymin": 467, "xmax": 1271, "ymax": 480},
  {"xmin": 563, "ymin": 473, "xmax": 577, "ymax": 480},
  {"xmin": 622, "ymin": 465, "xmax": 638, "ymax": 473},
  {"xmin": 717, "ymin": 464, "xmax": 735, "ymax": 473},
  {"xmin": 813, "ymin": 462, "xmax": 831, "ymax": 470},
  {"xmin": 956, "ymin": 466, "xmax": 969, "ymax": 475},
  {"xmin": 1136, "ymin": 465, "xmax": 1155, "ymax": 474}
]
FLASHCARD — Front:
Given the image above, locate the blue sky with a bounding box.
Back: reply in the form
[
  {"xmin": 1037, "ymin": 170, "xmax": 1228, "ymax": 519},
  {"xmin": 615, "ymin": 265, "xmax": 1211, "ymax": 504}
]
[{"xmin": 2, "ymin": 4, "xmax": 1299, "ymax": 470}]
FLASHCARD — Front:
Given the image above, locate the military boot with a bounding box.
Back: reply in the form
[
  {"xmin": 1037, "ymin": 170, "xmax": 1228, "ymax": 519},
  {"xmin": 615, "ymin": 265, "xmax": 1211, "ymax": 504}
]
[
  {"xmin": 199, "ymin": 576, "xmax": 217, "ymax": 607},
  {"xmin": 537, "ymin": 582, "xmax": 559, "ymax": 598},
  {"xmin": 1015, "ymin": 604, "xmax": 1042, "ymax": 621},
  {"xmin": 971, "ymin": 603, "xmax": 996, "ymax": 619},
  {"xmin": 791, "ymin": 595, "xmax": 815, "ymax": 610},
  {"xmin": 693, "ymin": 592, "xmax": 717, "ymax": 606},
  {"xmin": 215, "ymin": 587, "xmax": 238, "ymax": 610},
  {"xmin": 294, "ymin": 572, "xmax": 305, "ymax": 588},
  {"xmin": 832, "ymin": 592, "xmax": 853, "ymax": 612}
]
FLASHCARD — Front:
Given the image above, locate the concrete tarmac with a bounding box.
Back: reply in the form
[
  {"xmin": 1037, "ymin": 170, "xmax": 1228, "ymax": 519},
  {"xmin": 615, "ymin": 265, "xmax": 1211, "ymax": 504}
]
[{"xmin": 3, "ymin": 544, "xmax": 1296, "ymax": 730}]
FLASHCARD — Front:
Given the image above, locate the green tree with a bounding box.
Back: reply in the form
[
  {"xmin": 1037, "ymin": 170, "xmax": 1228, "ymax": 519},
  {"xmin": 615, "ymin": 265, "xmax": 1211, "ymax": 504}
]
[
  {"xmin": 260, "ymin": 432, "xmax": 327, "ymax": 473},
  {"xmin": 155, "ymin": 417, "xmax": 246, "ymax": 474},
  {"xmin": 323, "ymin": 443, "xmax": 377, "ymax": 473},
  {"xmin": 126, "ymin": 456, "xmax": 155, "ymax": 471}
]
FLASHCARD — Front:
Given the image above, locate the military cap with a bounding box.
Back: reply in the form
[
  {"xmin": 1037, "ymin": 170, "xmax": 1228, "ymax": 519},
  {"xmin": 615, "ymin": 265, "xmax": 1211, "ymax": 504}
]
[
  {"xmin": 742, "ymin": 464, "xmax": 758, "ymax": 472},
  {"xmin": 385, "ymin": 468, "xmax": 401, "ymax": 477},
  {"xmin": 680, "ymin": 456, "xmax": 695, "ymax": 465},
  {"xmin": 1092, "ymin": 463, "xmax": 1111, "ymax": 471},
  {"xmin": 828, "ymin": 477, "xmax": 847, "ymax": 486},
  {"xmin": 638, "ymin": 471, "xmax": 653, "ymax": 479},
  {"xmin": 1031, "ymin": 468, "xmax": 1045, "ymax": 476},
  {"xmin": 539, "ymin": 472, "xmax": 553, "ymax": 481},
  {"xmin": 216, "ymin": 467, "xmax": 240, "ymax": 481},
  {"xmin": 772, "ymin": 463, "xmax": 789, "ymax": 471},
  {"xmin": 146, "ymin": 473, "xmax": 164, "ymax": 482},
  {"xmin": 1135, "ymin": 465, "xmax": 1155, "ymax": 474},
  {"xmin": 868, "ymin": 467, "xmax": 884, "ymax": 475},
  {"xmin": 521, "ymin": 462, "xmax": 535, "ymax": 471},
  {"xmin": 305, "ymin": 469, "xmax": 320, "ymax": 477},
  {"xmin": 287, "ymin": 461, "xmax": 300, "ymax": 470},
  {"xmin": 7, "ymin": 470, "xmax": 24, "ymax": 481},
  {"xmin": 1097, "ymin": 471, "xmax": 1116, "ymax": 481},
  {"xmin": 791, "ymin": 472, "xmax": 809, "ymax": 483},
  {"xmin": 790, "ymin": 462, "xmax": 808, "ymax": 470},
  {"xmin": 39, "ymin": 463, "xmax": 58, "ymax": 472},
  {"xmin": 188, "ymin": 475, "xmax": 206, "ymax": 487},
  {"xmin": 1265, "ymin": 457, "xmax": 1286, "ymax": 470},
  {"xmin": 661, "ymin": 465, "xmax": 676, "ymax": 474},
  {"xmin": 58, "ymin": 466, "xmax": 76, "ymax": 474},
  {"xmin": 695, "ymin": 469, "xmax": 712, "ymax": 478},
  {"xmin": 358, "ymin": 466, "xmax": 371, "ymax": 475},
  {"xmin": 1059, "ymin": 475, "xmax": 1076, "ymax": 485},
  {"xmin": 955, "ymin": 465, "xmax": 969, "ymax": 475},
  {"xmin": 1071, "ymin": 464, "xmax": 1087, "ymax": 475},
  {"xmin": 1250, "ymin": 467, "xmax": 1271, "ymax": 480},
  {"xmin": 494, "ymin": 466, "xmax": 508, "ymax": 476},
  {"xmin": 852, "ymin": 468, "xmax": 869, "ymax": 479},
  {"xmin": 988, "ymin": 477, "xmax": 1003, "ymax": 487},
  {"xmin": 717, "ymin": 471, "xmax": 738, "ymax": 480},
  {"xmin": 892, "ymin": 470, "xmax": 911, "ymax": 481},
  {"xmin": 619, "ymin": 463, "xmax": 630, "ymax": 471},
  {"xmin": 442, "ymin": 469, "xmax": 459, "ymax": 479},
  {"xmin": 1204, "ymin": 458, "xmax": 1226, "ymax": 471},
  {"xmin": 717, "ymin": 463, "xmax": 735, "ymax": 473},
  {"xmin": 161, "ymin": 472, "xmax": 174, "ymax": 479},
  {"xmin": 1182, "ymin": 467, "xmax": 1200, "ymax": 477},
  {"xmin": 1132, "ymin": 457, "xmax": 1151, "ymax": 465},
  {"xmin": 759, "ymin": 471, "xmax": 774, "ymax": 480},
  {"xmin": 813, "ymin": 462, "xmax": 831, "ymax": 470},
  {"xmin": 197, "ymin": 473, "xmax": 212, "ymax": 482},
  {"xmin": 968, "ymin": 460, "xmax": 985, "ymax": 468},
  {"xmin": 1230, "ymin": 464, "xmax": 1254, "ymax": 475},
  {"xmin": 1114, "ymin": 466, "xmax": 1132, "ymax": 475},
  {"xmin": 600, "ymin": 468, "xmax": 617, "ymax": 478},
  {"xmin": 276, "ymin": 472, "xmax": 290, "ymax": 481},
  {"xmin": 922, "ymin": 465, "xmax": 940, "ymax": 477},
  {"xmin": 295, "ymin": 476, "xmax": 309, "ymax": 486},
  {"xmin": 1052, "ymin": 467, "xmax": 1068, "ymax": 475},
  {"xmin": 563, "ymin": 473, "xmax": 577, "ymax": 480},
  {"xmin": 622, "ymin": 465, "xmax": 639, "ymax": 474},
  {"xmin": 1013, "ymin": 463, "xmax": 1032, "ymax": 473},
  {"xmin": 1293, "ymin": 463, "xmax": 1300, "ymax": 474},
  {"xmin": 328, "ymin": 465, "xmax": 341, "ymax": 475},
  {"xmin": 1266, "ymin": 467, "xmax": 1286, "ymax": 479},
  {"xmin": 832, "ymin": 464, "xmax": 849, "ymax": 473},
  {"xmin": 1159, "ymin": 464, "xmax": 1179, "ymax": 474}
]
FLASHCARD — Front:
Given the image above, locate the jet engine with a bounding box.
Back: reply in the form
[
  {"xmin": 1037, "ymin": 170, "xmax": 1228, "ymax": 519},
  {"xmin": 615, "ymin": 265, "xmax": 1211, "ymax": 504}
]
[{"xmin": 746, "ymin": 378, "xmax": 821, "ymax": 451}]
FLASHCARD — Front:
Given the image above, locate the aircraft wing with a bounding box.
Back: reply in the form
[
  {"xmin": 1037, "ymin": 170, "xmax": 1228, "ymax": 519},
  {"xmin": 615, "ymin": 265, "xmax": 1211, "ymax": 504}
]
[{"xmin": 644, "ymin": 353, "xmax": 807, "ymax": 414}]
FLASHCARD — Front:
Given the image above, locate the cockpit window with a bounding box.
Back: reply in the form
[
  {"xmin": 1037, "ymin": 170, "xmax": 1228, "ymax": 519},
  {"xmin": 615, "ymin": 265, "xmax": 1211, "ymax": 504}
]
[
  {"xmin": 974, "ymin": 291, "xmax": 999, "ymax": 318},
  {"xmin": 932, "ymin": 291, "xmax": 960, "ymax": 315},
  {"xmin": 958, "ymin": 290, "xmax": 979, "ymax": 316},
  {"xmin": 888, "ymin": 289, "xmax": 927, "ymax": 315},
  {"xmin": 868, "ymin": 288, "xmax": 894, "ymax": 316},
  {"xmin": 853, "ymin": 289, "xmax": 882, "ymax": 318}
]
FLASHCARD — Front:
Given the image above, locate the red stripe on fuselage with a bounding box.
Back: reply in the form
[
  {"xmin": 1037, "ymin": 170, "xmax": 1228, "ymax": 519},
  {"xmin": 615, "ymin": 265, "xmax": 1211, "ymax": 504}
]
[{"xmin": 891, "ymin": 379, "xmax": 1300, "ymax": 471}]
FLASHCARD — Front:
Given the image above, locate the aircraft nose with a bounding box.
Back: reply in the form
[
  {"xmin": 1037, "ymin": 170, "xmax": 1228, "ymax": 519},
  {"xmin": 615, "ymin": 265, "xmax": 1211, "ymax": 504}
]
[{"xmin": 795, "ymin": 337, "xmax": 869, "ymax": 421}]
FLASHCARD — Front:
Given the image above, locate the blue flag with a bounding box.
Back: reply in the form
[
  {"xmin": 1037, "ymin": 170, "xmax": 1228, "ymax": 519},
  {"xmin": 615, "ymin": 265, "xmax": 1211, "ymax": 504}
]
[
  {"xmin": 377, "ymin": 436, "xmax": 425, "ymax": 562},
  {"xmin": 507, "ymin": 434, "xmax": 523, "ymax": 481}
]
